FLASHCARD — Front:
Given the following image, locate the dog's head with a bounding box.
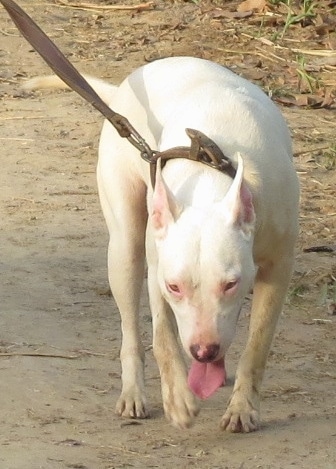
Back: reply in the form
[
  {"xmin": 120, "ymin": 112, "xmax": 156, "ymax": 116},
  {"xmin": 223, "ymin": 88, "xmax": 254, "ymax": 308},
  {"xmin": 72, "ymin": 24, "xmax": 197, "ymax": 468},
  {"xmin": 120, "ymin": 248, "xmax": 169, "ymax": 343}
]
[{"xmin": 151, "ymin": 154, "xmax": 256, "ymax": 398}]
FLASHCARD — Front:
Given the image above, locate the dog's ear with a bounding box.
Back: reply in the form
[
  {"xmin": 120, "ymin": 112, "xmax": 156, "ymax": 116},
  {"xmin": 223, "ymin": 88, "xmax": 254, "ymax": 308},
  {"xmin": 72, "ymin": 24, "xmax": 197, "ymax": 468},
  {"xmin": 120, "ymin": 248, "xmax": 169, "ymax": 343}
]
[
  {"xmin": 151, "ymin": 160, "xmax": 183, "ymax": 239},
  {"xmin": 222, "ymin": 153, "xmax": 255, "ymax": 233}
]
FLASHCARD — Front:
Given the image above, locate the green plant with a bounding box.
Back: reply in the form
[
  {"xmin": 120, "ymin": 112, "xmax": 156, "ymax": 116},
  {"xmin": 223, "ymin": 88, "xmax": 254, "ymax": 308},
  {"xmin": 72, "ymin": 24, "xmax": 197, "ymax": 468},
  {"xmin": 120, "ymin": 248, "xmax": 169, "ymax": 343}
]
[
  {"xmin": 269, "ymin": 1, "xmax": 317, "ymax": 38},
  {"xmin": 296, "ymin": 55, "xmax": 319, "ymax": 93},
  {"xmin": 283, "ymin": 0, "xmax": 316, "ymax": 36},
  {"xmin": 321, "ymin": 145, "xmax": 336, "ymax": 170},
  {"xmin": 287, "ymin": 283, "xmax": 310, "ymax": 303},
  {"xmin": 268, "ymin": 0, "xmax": 290, "ymax": 5}
]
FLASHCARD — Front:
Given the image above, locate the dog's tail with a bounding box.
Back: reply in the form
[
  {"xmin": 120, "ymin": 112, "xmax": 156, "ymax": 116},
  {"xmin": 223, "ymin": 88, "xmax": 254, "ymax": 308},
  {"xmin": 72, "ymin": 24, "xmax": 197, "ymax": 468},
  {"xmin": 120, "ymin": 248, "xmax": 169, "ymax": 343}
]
[{"xmin": 22, "ymin": 74, "xmax": 117, "ymax": 105}]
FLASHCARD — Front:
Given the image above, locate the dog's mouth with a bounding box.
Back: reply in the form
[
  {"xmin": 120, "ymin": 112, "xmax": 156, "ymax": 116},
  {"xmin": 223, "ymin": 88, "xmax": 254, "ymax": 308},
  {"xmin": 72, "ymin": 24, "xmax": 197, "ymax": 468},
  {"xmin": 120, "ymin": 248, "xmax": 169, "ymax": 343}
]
[{"xmin": 187, "ymin": 358, "xmax": 226, "ymax": 400}]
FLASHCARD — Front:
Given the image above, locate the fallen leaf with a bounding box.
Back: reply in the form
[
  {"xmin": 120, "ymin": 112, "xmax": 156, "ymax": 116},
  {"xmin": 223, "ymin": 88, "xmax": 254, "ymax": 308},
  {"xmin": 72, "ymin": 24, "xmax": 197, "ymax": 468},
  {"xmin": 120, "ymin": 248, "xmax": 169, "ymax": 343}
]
[
  {"xmin": 274, "ymin": 90, "xmax": 335, "ymax": 108},
  {"xmin": 295, "ymin": 94, "xmax": 310, "ymax": 107},
  {"xmin": 237, "ymin": 0, "xmax": 266, "ymax": 13},
  {"xmin": 273, "ymin": 96, "xmax": 301, "ymax": 107},
  {"xmin": 304, "ymin": 245, "xmax": 336, "ymax": 253},
  {"xmin": 258, "ymin": 37, "xmax": 275, "ymax": 46},
  {"xmin": 56, "ymin": 439, "xmax": 84, "ymax": 446},
  {"xmin": 207, "ymin": 8, "xmax": 253, "ymax": 20},
  {"xmin": 316, "ymin": 89, "xmax": 335, "ymax": 108},
  {"xmin": 314, "ymin": 12, "xmax": 336, "ymax": 37},
  {"xmin": 327, "ymin": 302, "xmax": 336, "ymax": 316}
]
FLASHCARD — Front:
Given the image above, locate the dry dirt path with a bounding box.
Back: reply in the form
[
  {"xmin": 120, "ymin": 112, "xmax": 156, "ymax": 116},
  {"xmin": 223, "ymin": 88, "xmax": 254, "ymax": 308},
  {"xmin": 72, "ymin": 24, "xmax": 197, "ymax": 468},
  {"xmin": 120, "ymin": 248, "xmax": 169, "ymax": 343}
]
[{"xmin": 0, "ymin": 1, "xmax": 335, "ymax": 468}]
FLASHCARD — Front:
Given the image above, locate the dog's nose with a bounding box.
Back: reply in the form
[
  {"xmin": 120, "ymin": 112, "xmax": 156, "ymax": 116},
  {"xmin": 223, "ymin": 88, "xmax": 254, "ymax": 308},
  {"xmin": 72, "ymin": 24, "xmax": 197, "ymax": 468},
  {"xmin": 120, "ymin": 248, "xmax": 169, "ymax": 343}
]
[{"xmin": 190, "ymin": 343, "xmax": 220, "ymax": 363}]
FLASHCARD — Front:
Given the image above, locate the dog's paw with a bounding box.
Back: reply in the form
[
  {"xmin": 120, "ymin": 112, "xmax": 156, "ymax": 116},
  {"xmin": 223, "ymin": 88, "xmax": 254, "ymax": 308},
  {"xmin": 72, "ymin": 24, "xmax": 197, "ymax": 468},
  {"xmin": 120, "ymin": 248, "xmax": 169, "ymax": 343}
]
[
  {"xmin": 162, "ymin": 382, "xmax": 200, "ymax": 429},
  {"xmin": 220, "ymin": 392, "xmax": 260, "ymax": 433},
  {"xmin": 116, "ymin": 388, "xmax": 148, "ymax": 420}
]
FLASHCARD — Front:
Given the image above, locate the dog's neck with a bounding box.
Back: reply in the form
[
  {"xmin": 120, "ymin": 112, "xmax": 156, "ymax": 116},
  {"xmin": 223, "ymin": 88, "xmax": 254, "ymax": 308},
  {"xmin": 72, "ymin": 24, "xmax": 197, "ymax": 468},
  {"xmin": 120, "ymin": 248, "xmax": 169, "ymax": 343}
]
[{"xmin": 161, "ymin": 160, "xmax": 234, "ymax": 209}]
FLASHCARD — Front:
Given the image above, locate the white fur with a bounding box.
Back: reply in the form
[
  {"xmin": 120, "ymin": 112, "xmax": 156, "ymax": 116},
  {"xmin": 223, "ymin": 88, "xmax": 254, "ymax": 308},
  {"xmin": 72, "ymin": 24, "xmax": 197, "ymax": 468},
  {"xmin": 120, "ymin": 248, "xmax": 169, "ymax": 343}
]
[
  {"xmin": 22, "ymin": 74, "xmax": 117, "ymax": 105},
  {"xmin": 25, "ymin": 57, "xmax": 299, "ymax": 431}
]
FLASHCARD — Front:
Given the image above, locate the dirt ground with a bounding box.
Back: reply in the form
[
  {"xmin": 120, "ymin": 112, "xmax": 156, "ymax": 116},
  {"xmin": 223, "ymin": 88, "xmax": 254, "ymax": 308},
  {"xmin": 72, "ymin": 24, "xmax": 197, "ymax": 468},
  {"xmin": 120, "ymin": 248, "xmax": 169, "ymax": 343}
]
[{"xmin": 0, "ymin": 1, "xmax": 335, "ymax": 468}]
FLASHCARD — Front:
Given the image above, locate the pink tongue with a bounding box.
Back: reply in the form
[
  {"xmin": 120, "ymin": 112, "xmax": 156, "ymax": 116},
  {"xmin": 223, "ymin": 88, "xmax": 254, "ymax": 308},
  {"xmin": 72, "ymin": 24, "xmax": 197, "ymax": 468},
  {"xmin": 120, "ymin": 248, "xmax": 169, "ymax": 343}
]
[{"xmin": 187, "ymin": 358, "xmax": 226, "ymax": 400}]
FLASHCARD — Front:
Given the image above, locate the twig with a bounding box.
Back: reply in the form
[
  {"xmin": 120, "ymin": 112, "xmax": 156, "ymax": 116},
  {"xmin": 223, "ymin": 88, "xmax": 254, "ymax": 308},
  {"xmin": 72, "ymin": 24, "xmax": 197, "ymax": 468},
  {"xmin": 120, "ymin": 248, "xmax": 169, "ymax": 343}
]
[
  {"xmin": 293, "ymin": 145, "xmax": 331, "ymax": 157},
  {"xmin": 0, "ymin": 28, "xmax": 19, "ymax": 37},
  {"xmin": 203, "ymin": 45, "xmax": 284, "ymax": 64},
  {"xmin": 75, "ymin": 349, "xmax": 109, "ymax": 357},
  {"xmin": 292, "ymin": 49, "xmax": 336, "ymax": 57},
  {"xmin": 0, "ymin": 116, "xmax": 45, "ymax": 121},
  {"xmin": 55, "ymin": 0, "xmax": 154, "ymax": 11},
  {"xmin": 255, "ymin": 46, "xmax": 288, "ymax": 63},
  {"xmin": 98, "ymin": 444, "xmax": 152, "ymax": 456},
  {"xmin": 0, "ymin": 77, "xmax": 20, "ymax": 84},
  {"xmin": 0, "ymin": 137, "xmax": 35, "ymax": 141},
  {"xmin": 0, "ymin": 352, "xmax": 79, "ymax": 359},
  {"xmin": 312, "ymin": 318, "xmax": 332, "ymax": 324}
]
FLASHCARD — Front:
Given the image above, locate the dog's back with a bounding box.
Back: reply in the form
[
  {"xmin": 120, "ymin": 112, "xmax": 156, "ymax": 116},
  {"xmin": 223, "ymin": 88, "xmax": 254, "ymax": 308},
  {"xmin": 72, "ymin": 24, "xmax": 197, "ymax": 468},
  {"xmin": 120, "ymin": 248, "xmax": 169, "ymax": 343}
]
[{"xmin": 111, "ymin": 57, "xmax": 292, "ymax": 154}]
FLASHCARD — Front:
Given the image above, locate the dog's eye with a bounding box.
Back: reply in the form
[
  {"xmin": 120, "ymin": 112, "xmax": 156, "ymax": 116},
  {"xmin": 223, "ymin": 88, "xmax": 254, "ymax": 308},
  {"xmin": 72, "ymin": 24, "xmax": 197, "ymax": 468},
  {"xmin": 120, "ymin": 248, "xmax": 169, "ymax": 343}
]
[
  {"xmin": 222, "ymin": 280, "xmax": 239, "ymax": 294},
  {"xmin": 166, "ymin": 283, "xmax": 181, "ymax": 295}
]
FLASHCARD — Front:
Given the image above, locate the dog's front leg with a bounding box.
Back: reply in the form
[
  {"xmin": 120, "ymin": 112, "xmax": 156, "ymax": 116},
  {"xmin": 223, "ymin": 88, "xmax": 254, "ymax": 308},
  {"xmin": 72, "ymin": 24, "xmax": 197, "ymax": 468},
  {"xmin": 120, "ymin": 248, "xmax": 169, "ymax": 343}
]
[
  {"xmin": 108, "ymin": 236, "xmax": 148, "ymax": 420},
  {"xmin": 98, "ymin": 164, "xmax": 149, "ymax": 420},
  {"xmin": 147, "ymin": 267, "xmax": 200, "ymax": 428},
  {"xmin": 221, "ymin": 254, "xmax": 295, "ymax": 433}
]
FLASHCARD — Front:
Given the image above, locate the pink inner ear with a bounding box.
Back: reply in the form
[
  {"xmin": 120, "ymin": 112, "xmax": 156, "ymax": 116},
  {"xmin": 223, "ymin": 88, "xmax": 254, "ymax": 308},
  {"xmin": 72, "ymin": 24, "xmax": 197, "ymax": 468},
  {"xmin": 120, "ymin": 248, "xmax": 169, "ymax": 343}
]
[
  {"xmin": 151, "ymin": 208, "xmax": 163, "ymax": 231},
  {"xmin": 152, "ymin": 180, "xmax": 167, "ymax": 231},
  {"xmin": 151, "ymin": 178, "xmax": 172, "ymax": 232},
  {"xmin": 151, "ymin": 165, "xmax": 183, "ymax": 236},
  {"xmin": 240, "ymin": 183, "xmax": 254, "ymax": 225},
  {"xmin": 224, "ymin": 154, "xmax": 254, "ymax": 228}
]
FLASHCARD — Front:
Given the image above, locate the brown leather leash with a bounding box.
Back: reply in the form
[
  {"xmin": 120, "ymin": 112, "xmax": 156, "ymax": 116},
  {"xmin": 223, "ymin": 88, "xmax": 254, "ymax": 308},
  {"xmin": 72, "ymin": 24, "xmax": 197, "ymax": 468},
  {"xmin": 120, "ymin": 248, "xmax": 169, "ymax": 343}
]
[{"xmin": 0, "ymin": 0, "xmax": 236, "ymax": 187}]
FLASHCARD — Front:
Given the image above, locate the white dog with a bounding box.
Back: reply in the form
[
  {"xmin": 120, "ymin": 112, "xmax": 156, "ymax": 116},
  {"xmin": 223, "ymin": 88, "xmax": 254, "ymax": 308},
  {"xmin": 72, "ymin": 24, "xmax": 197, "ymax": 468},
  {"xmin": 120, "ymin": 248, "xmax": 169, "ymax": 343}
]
[{"xmin": 25, "ymin": 57, "xmax": 299, "ymax": 432}]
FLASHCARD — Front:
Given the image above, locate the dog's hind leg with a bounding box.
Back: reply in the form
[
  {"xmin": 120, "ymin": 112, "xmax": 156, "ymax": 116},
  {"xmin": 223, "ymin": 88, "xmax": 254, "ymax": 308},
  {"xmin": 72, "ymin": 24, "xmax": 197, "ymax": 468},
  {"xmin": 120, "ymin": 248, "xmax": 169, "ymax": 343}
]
[
  {"xmin": 97, "ymin": 159, "xmax": 148, "ymax": 419},
  {"xmin": 221, "ymin": 251, "xmax": 295, "ymax": 433}
]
